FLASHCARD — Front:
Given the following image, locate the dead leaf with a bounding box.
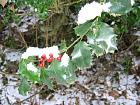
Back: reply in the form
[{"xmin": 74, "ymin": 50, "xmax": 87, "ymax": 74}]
[
  {"xmin": 9, "ymin": 3, "xmax": 15, "ymax": 11},
  {"xmin": 108, "ymin": 90, "xmax": 120, "ymax": 99},
  {"xmin": 0, "ymin": 0, "xmax": 7, "ymax": 7}
]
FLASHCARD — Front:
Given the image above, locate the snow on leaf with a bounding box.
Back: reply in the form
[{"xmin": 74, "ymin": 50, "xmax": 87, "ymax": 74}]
[
  {"xmin": 21, "ymin": 47, "xmax": 40, "ymax": 59},
  {"xmin": 77, "ymin": 1, "xmax": 103, "ymax": 24},
  {"xmin": 60, "ymin": 53, "xmax": 70, "ymax": 67},
  {"xmin": 27, "ymin": 62, "xmax": 38, "ymax": 72},
  {"xmin": 77, "ymin": 1, "xmax": 113, "ymax": 24},
  {"xmin": 21, "ymin": 46, "xmax": 60, "ymax": 59},
  {"xmin": 102, "ymin": 2, "xmax": 112, "ymax": 12},
  {"xmin": 19, "ymin": 59, "xmax": 39, "ymax": 82},
  {"xmin": 130, "ymin": 0, "xmax": 135, "ymax": 5}
]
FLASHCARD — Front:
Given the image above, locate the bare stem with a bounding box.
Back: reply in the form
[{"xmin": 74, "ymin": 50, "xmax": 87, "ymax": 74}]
[
  {"xmin": 18, "ymin": 31, "xmax": 28, "ymax": 48},
  {"xmin": 126, "ymin": 39, "xmax": 138, "ymax": 51},
  {"xmin": 45, "ymin": 21, "xmax": 48, "ymax": 47},
  {"xmin": 35, "ymin": 24, "xmax": 38, "ymax": 47},
  {"xmin": 61, "ymin": 35, "xmax": 83, "ymax": 53},
  {"xmin": 0, "ymin": 71, "xmax": 19, "ymax": 77},
  {"xmin": 60, "ymin": 0, "xmax": 82, "ymax": 6}
]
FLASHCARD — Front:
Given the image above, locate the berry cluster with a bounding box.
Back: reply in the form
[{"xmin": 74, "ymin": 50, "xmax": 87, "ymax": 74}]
[{"xmin": 38, "ymin": 53, "xmax": 62, "ymax": 68}]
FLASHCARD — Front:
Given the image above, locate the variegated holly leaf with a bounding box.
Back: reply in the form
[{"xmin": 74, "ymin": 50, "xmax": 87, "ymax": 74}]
[
  {"xmin": 87, "ymin": 22, "xmax": 117, "ymax": 56},
  {"xmin": 47, "ymin": 60, "xmax": 76, "ymax": 85},
  {"xmin": 74, "ymin": 21, "xmax": 93, "ymax": 36},
  {"xmin": 71, "ymin": 41, "xmax": 92, "ymax": 69},
  {"xmin": 109, "ymin": 0, "xmax": 134, "ymax": 15}
]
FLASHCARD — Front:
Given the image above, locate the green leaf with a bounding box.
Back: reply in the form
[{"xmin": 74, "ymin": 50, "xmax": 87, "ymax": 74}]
[
  {"xmin": 89, "ymin": 44, "xmax": 104, "ymax": 57},
  {"xmin": 19, "ymin": 60, "xmax": 39, "ymax": 82},
  {"xmin": 40, "ymin": 69, "xmax": 53, "ymax": 90},
  {"xmin": 87, "ymin": 22, "xmax": 117, "ymax": 55},
  {"xmin": 18, "ymin": 78, "xmax": 30, "ymax": 95},
  {"xmin": 109, "ymin": 0, "xmax": 133, "ymax": 15},
  {"xmin": 47, "ymin": 60, "xmax": 76, "ymax": 85},
  {"xmin": 71, "ymin": 41, "xmax": 92, "ymax": 69},
  {"xmin": 74, "ymin": 21, "xmax": 93, "ymax": 36}
]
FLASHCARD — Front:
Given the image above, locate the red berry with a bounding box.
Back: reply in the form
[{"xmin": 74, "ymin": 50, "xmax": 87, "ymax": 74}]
[
  {"xmin": 39, "ymin": 55, "xmax": 46, "ymax": 68},
  {"xmin": 47, "ymin": 57, "xmax": 53, "ymax": 63},
  {"xmin": 38, "ymin": 61, "xmax": 45, "ymax": 68},
  {"xmin": 57, "ymin": 55, "xmax": 62, "ymax": 61},
  {"xmin": 49, "ymin": 53, "xmax": 53, "ymax": 57},
  {"xmin": 41, "ymin": 54, "xmax": 47, "ymax": 60},
  {"xmin": 38, "ymin": 63, "xmax": 43, "ymax": 67}
]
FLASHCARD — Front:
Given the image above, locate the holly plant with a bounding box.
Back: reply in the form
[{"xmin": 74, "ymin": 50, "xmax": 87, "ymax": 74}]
[{"xmin": 18, "ymin": 0, "xmax": 135, "ymax": 95}]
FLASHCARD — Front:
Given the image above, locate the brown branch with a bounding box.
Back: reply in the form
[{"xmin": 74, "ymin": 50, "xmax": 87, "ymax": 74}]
[
  {"xmin": 126, "ymin": 39, "xmax": 138, "ymax": 51},
  {"xmin": 45, "ymin": 21, "xmax": 48, "ymax": 47},
  {"xmin": 18, "ymin": 30, "xmax": 28, "ymax": 48},
  {"xmin": 35, "ymin": 24, "xmax": 38, "ymax": 47}
]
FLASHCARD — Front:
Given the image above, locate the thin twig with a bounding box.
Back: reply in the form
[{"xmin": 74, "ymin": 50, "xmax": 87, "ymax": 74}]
[
  {"xmin": 35, "ymin": 24, "xmax": 38, "ymax": 47},
  {"xmin": 49, "ymin": 0, "xmax": 81, "ymax": 11},
  {"xmin": 46, "ymin": 21, "xmax": 48, "ymax": 47},
  {"xmin": 61, "ymin": 36, "xmax": 83, "ymax": 53},
  {"xmin": 16, "ymin": 13, "xmax": 33, "ymax": 16},
  {"xmin": 0, "ymin": 71, "xmax": 19, "ymax": 77},
  {"xmin": 60, "ymin": 0, "xmax": 82, "ymax": 6},
  {"xmin": 5, "ymin": 90, "xmax": 12, "ymax": 105},
  {"xmin": 18, "ymin": 30, "xmax": 28, "ymax": 48},
  {"xmin": 126, "ymin": 39, "xmax": 138, "ymax": 51},
  {"xmin": 13, "ymin": 85, "xmax": 46, "ymax": 105}
]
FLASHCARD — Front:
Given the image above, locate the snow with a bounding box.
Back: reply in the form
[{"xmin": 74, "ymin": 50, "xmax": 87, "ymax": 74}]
[
  {"xmin": 5, "ymin": 51, "xmax": 22, "ymax": 62},
  {"xmin": 102, "ymin": 2, "xmax": 112, "ymax": 12},
  {"xmin": 60, "ymin": 53, "xmax": 70, "ymax": 67},
  {"xmin": 27, "ymin": 62, "xmax": 38, "ymax": 72},
  {"xmin": 77, "ymin": 1, "xmax": 102, "ymax": 24},
  {"xmin": 131, "ymin": 0, "xmax": 135, "ymax": 5},
  {"xmin": 21, "ymin": 46, "xmax": 60, "ymax": 59},
  {"xmin": 77, "ymin": 1, "xmax": 112, "ymax": 24}
]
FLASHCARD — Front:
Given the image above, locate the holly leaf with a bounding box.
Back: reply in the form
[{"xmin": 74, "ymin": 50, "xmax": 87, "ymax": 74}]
[
  {"xmin": 47, "ymin": 60, "xmax": 76, "ymax": 85},
  {"xmin": 89, "ymin": 44, "xmax": 104, "ymax": 57},
  {"xmin": 74, "ymin": 21, "xmax": 93, "ymax": 36},
  {"xmin": 19, "ymin": 59, "xmax": 39, "ymax": 82},
  {"xmin": 40, "ymin": 69, "xmax": 53, "ymax": 90},
  {"xmin": 109, "ymin": 0, "xmax": 133, "ymax": 15},
  {"xmin": 87, "ymin": 22, "xmax": 117, "ymax": 56},
  {"xmin": 71, "ymin": 41, "xmax": 92, "ymax": 69},
  {"xmin": 18, "ymin": 78, "xmax": 30, "ymax": 96}
]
